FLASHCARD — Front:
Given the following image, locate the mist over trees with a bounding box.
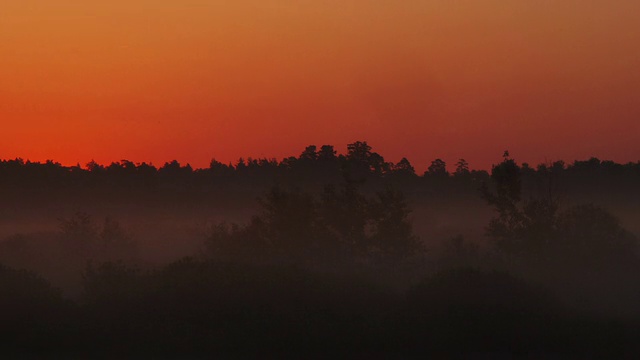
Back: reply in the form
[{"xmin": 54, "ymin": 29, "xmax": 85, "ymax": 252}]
[{"xmin": 1, "ymin": 141, "xmax": 640, "ymax": 357}]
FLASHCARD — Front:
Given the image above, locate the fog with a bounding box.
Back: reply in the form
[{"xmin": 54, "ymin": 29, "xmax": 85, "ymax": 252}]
[{"xmin": 1, "ymin": 143, "xmax": 639, "ymax": 356}]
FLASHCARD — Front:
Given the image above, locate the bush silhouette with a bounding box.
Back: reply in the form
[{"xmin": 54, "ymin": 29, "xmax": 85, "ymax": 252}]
[{"xmin": 0, "ymin": 264, "xmax": 76, "ymax": 355}]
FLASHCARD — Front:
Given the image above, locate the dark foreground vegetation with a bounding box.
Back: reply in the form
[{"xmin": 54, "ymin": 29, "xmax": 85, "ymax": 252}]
[{"xmin": 1, "ymin": 142, "xmax": 640, "ymax": 357}]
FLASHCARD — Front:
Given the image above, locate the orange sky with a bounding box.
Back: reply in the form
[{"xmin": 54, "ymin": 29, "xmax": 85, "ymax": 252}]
[{"xmin": 1, "ymin": 1, "xmax": 639, "ymax": 170}]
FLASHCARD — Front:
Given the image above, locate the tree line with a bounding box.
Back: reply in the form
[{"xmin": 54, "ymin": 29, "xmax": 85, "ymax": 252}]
[{"xmin": 1, "ymin": 141, "xmax": 638, "ymax": 191}]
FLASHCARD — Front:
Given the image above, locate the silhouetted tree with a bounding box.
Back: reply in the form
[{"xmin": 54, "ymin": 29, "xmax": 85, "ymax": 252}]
[
  {"xmin": 393, "ymin": 158, "xmax": 416, "ymax": 176},
  {"xmin": 481, "ymin": 153, "xmax": 525, "ymax": 253},
  {"xmin": 482, "ymin": 154, "xmax": 638, "ymax": 274},
  {"xmin": 426, "ymin": 159, "xmax": 448, "ymax": 177},
  {"xmin": 347, "ymin": 141, "xmax": 373, "ymax": 163},
  {"xmin": 345, "ymin": 141, "xmax": 387, "ymax": 177},
  {"xmin": 454, "ymin": 159, "xmax": 470, "ymax": 177},
  {"xmin": 99, "ymin": 217, "xmax": 138, "ymax": 262},
  {"xmin": 368, "ymin": 188, "xmax": 422, "ymax": 265},
  {"xmin": 209, "ymin": 159, "xmax": 234, "ymax": 177},
  {"xmin": 319, "ymin": 181, "xmax": 370, "ymax": 259},
  {"xmin": 257, "ymin": 186, "xmax": 319, "ymax": 258},
  {"xmin": 58, "ymin": 213, "xmax": 137, "ymax": 263},
  {"xmin": 318, "ymin": 145, "xmax": 337, "ymax": 161},
  {"xmin": 86, "ymin": 160, "xmax": 105, "ymax": 173},
  {"xmin": 555, "ymin": 204, "xmax": 637, "ymax": 268},
  {"xmin": 299, "ymin": 145, "xmax": 318, "ymax": 161},
  {"xmin": 59, "ymin": 212, "xmax": 99, "ymax": 257}
]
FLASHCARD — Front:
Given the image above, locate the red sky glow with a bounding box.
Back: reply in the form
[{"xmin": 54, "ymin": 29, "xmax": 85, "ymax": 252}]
[{"xmin": 1, "ymin": 1, "xmax": 639, "ymax": 170}]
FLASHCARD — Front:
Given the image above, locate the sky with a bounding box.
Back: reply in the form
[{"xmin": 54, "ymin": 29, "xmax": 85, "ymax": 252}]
[{"xmin": 1, "ymin": 1, "xmax": 639, "ymax": 170}]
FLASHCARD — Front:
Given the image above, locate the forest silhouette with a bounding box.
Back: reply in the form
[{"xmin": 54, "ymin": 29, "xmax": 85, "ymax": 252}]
[{"xmin": 1, "ymin": 141, "xmax": 640, "ymax": 357}]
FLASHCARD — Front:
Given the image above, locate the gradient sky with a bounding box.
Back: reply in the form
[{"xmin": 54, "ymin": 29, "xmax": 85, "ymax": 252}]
[{"xmin": 1, "ymin": 1, "xmax": 639, "ymax": 170}]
